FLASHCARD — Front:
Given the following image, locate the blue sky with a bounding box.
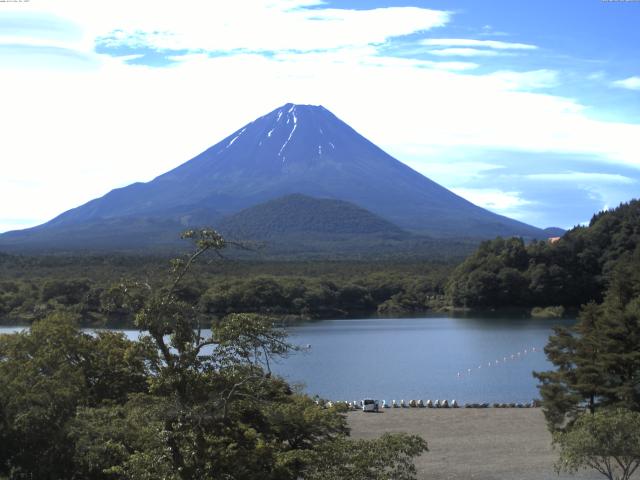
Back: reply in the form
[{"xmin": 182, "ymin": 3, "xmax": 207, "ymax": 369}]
[{"xmin": 1, "ymin": 0, "xmax": 639, "ymax": 232}]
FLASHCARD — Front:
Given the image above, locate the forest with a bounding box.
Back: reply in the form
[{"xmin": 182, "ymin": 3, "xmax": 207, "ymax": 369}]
[
  {"xmin": 446, "ymin": 200, "xmax": 640, "ymax": 310},
  {"xmin": 2, "ymin": 200, "xmax": 640, "ymax": 327},
  {"xmin": 0, "ymin": 254, "xmax": 452, "ymax": 327}
]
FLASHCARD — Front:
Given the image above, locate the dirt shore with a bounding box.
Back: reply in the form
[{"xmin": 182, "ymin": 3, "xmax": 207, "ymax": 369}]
[{"xmin": 347, "ymin": 408, "xmax": 600, "ymax": 480}]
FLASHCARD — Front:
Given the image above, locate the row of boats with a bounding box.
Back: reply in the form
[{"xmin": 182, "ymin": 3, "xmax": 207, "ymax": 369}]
[{"xmin": 321, "ymin": 399, "xmax": 541, "ymax": 410}]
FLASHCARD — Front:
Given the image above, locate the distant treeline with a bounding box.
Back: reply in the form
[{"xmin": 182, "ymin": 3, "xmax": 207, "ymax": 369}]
[
  {"xmin": 446, "ymin": 199, "xmax": 640, "ymax": 309},
  {"xmin": 0, "ymin": 255, "xmax": 452, "ymax": 326}
]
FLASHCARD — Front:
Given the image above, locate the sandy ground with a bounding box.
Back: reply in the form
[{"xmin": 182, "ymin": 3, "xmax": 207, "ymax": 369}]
[{"xmin": 347, "ymin": 408, "xmax": 601, "ymax": 480}]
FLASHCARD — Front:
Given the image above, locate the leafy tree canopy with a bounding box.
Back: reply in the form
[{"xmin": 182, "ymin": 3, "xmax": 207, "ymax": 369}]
[
  {"xmin": 554, "ymin": 408, "xmax": 640, "ymax": 480},
  {"xmin": 447, "ymin": 199, "xmax": 640, "ymax": 309}
]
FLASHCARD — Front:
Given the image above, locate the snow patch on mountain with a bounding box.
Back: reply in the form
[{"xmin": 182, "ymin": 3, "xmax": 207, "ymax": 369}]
[{"xmin": 278, "ymin": 106, "xmax": 298, "ymax": 157}]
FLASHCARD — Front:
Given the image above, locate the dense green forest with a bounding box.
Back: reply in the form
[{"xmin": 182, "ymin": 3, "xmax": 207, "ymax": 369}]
[
  {"xmin": 446, "ymin": 200, "xmax": 640, "ymax": 310},
  {"xmin": 0, "ymin": 253, "xmax": 453, "ymax": 327}
]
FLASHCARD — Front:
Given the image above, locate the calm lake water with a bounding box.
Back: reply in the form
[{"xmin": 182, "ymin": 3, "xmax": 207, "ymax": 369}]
[{"xmin": 0, "ymin": 315, "xmax": 572, "ymax": 403}]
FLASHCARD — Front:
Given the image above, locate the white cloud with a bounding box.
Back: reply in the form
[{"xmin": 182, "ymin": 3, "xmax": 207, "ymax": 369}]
[
  {"xmin": 273, "ymin": 46, "xmax": 479, "ymax": 71},
  {"xmin": 451, "ymin": 188, "xmax": 532, "ymax": 212},
  {"xmin": 15, "ymin": 0, "xmax": 450, "ymax": 54},
  {"xmin": 428, "ymin": 48, "xmax": 500, "ymax": 57},
  {"xmin": 422, "ymin": 38, "xmax": 537, "ymax": 50},
  {"xmin": 416, "ymin": 161, "xmax": 502, "ymax": 179},
  {"xmin": 422, "ymin": 38, "xmax": 537, "ymax": 59},
  {"xmin": 479, "ymin": 25, "xmax": 509, "ymax": 37},
  {"xmin": 612, "ymin": 76, "xmax": 640, "ymax": 91},
  {"xmin": 0, "ymin": 220, "xmax": 40, "ymax": 235},
  {"xmin": 486, "ymin": 69, "xmax": 559, "ymax": 90},
  {"xmin": 526, "ymin": 172, "xmax": 636, "ymax": 184}
]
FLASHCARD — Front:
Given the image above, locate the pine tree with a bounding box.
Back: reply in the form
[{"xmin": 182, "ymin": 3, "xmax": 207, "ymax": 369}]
[{"xmin": 535, "ymin": 248, "xmax": 640, "ymax": 431}]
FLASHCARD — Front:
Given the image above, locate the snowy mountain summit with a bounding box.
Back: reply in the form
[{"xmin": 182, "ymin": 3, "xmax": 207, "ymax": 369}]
[{"xmin": 167, "ymin": 103, "xmax": 385, "ymax": 178}]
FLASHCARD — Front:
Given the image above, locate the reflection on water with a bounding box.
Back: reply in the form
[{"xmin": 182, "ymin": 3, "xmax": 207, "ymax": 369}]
[{"xmin": 0, "ymin": 315, "xmax": 573, "ymax": 403}]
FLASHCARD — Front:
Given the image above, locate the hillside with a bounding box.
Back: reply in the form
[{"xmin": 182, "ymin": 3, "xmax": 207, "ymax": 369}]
[
  {"xmin": 446, "ymin": 199, "xmax": 640, "ymax": 308},
  {"xmin": 217, "ymin": 194, "xmax": 406, "ymax": 239}
]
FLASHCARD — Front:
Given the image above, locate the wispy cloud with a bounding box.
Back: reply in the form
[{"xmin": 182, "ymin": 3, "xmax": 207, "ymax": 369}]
[
  {"xmin": 612, "ymin": 76, "xmax": 640, "ymax": 91},
  {"xmin": 1, "ymin": 1, "xmax": 453, "ymax": 68},
  {"xmin": 0, "ymin": 11, "xmax": 82, "ymax": 42},
  {"xmin": 0, "ymin": 218, "xmax": 41, "ymax": 233},
  {"xmin": 422, "ymin": 38, "xmax": 537, "ymax": 50},
  {"xmin": 422, "ymin": 38, "xmax": 538, "ymax": 59},
  {"xmin": 86, "ymin": 2, "xmax": 451, "ymax": 54},
  {"xmin": 451, "ymin": 188, "xmax": 532, "ymax": 212},
  {"xmin": 428, "ymin": 48, "xmax": 501, "ymax": 57},
  {"xmin": 0, "ymin": 43, "xmax": 98, "ymax": 70},
  {"xmin": 478, "ymin": 25, "xmax": 510, "ymax": 37},
  {"xmin": 526, "ymin": 172, "xmax": 636, "ymax": 184},
  {"xmin": 486, "ymin": 69, "xmax": 560, "ymax": 90}
]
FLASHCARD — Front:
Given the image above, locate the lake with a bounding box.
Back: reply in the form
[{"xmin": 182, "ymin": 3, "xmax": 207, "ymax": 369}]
[{"xmin": 0, "ymin": 315, "xmax": 572, "ymax": 404}]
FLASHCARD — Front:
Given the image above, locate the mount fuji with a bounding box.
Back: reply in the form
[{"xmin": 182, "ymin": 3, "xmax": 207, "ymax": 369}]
[{"xmin": 0, "ymin": 103, "xmax": 546, "ymax": 253}]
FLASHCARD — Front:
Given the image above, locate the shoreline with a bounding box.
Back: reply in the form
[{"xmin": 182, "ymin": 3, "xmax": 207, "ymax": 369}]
[{"xmin": 0, "ymin": 305, "xmax": 577, "ymax": 330}]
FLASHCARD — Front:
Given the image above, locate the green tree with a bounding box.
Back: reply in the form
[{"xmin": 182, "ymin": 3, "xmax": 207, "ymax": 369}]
[
  {"xmin": 554, "ymin": 408, "xmax": 640, "ymax": 480},
  {"xmin": 534, "ymin": 247, "xmax": 640, "ymax": 431},
  {"xmin": 0, "ymin": 229, "xmax": 429, "ymax": 479},
  {"xmin": 534, "ymin": 302, "xmax": 604, "ymax": 428},
  {"xmin": 70, "ymin": 229, "xmax": 429, "ymax": 480},
  {"xmin": 302, "ymin": 432, "xmax": 428, "ymax": 480},
  {"xmin": 0, "ymin": 312, "xmax": 150, "ymax": 479}
]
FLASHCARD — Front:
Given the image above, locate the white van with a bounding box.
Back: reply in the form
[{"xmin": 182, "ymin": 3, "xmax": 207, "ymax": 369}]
[{"xmin": 362, "ymin": 399, "xmax": 379, "ymax": 412}]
